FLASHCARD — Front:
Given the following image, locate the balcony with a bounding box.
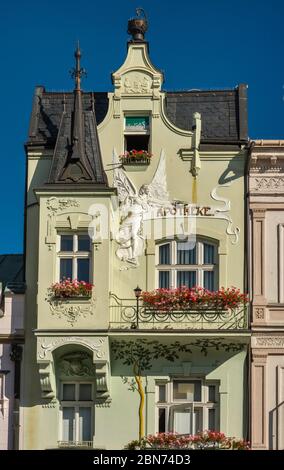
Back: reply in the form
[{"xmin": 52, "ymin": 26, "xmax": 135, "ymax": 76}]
[{"xmin": 109, "ymin": 294, "xmax": 249, "ymax": 330}]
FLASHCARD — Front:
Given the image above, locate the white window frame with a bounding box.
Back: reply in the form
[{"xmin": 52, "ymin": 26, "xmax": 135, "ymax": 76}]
[
  {"xmin": 123, "ymin": 113, "xmax": 151, "ymax": 154},
  {"xmin": 155, "ymin": 379, "xmax": 220, "ymax": 435},
  {"xmin": 155, "ymin": 238, "xmax": 218, "ymax": 289},
  {"xmin": 56, "ymin": 233, "xmax": 92, "ymax": 283},
  {"xmin": 59, "ymin": 382, "xmax": 94, "ymax": 444}
]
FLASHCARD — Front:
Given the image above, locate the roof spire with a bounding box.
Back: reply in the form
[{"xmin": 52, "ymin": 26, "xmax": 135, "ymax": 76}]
[
  {"xmin": 71, "ymin": 41, "xmax": 87, "ymax": 91},
  {"xmin": 48, "ymin": 45, "xmax": 109, "ymax": 186}
]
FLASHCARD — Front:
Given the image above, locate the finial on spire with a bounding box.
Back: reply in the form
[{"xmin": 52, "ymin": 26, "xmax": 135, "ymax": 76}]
[
  {"xmin": 128, "ymin": 7, "xmax": 148, "ymax": 41},
  {"xmin": 70, "ymin": 42, "xmax": 87, "ymax": 91}
]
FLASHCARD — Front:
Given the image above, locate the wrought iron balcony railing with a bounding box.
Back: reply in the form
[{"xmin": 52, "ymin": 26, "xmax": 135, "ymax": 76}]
[{"xmin": 109, "ymin": 294, "xmax": 249, "ymax": 330}]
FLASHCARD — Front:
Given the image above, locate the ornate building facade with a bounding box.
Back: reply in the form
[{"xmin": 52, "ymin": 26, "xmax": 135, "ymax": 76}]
[
  {"xmin": 21, "ymin": 13, "xmax": 250, "ymax": 449},
  {"xmin": 249, "ymin": 140, "xmax": 284, "ymax": 449}
]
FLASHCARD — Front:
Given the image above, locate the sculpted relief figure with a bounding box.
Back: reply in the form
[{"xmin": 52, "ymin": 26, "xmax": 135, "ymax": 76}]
[
  {"xmin": 113, "ymin": 150, "xmax": 170, "ymax": 266},
  {"xmin": 123, "ymin": 74, "xmax": 151, "ymax": 94}
]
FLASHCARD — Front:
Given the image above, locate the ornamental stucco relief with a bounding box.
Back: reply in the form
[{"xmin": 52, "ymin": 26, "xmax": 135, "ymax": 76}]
[
  {"xmin": 48, "ymin": 298, "xmax": 95, "ymax": 326},
  {"xmin": 250, "ymin": 176, "xmax": 284, "ymax": 192},
  {"xmin": 113, "ymin": 149, "xmax": 170, "ymax": 267},
  {"xmin": 38, "ymin": 336, "xmax": 106, "ymax": 360},
  {"xmin": 123, "ymin": 73, "xmax": 152, "ymax": 94},
  {"xmin": 253, "ymin": 336, "xmax": 284, "ymax": 348},
  {"xmin": 37, "ymin": 336, "xmax": 110, "ymax": 401},
  {"xmin": 46, "ymin": 197, "xmax": 79, "ymax": 215}
]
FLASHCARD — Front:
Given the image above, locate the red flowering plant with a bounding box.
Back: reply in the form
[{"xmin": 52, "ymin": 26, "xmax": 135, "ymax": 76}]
[
  {"xmin": 119, "ymin": 149, "xmax": 152, "ymax": 162},
  {"xmin": 125, "ymin": 431, "xmax": 250, "ymax": 450},
  {"xmin": 141, "ymin": 286, "xmax": 248, "ymax": 312},
  {"xmin": 48, "ymin": 278, "xmax": 93, "ymax": 299}
]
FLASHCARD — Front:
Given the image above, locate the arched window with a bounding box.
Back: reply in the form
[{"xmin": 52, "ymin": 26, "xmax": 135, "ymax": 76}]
[{"xmin": 156, "ymin": 238, "xmax": 218, "ymax": 290}]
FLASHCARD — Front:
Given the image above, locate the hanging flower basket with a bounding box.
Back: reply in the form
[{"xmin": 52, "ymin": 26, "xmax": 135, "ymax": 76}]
[
  {"xmin": 48, "ymin": 279, "xmax": 93, "ymax": 299},
  {"xmin": 119, "ymin": 149, "xmax": 152, "ymax": 165},
  {"xmin": 141, "ymin": 287, "xmax": 248, "ymax": 312}
]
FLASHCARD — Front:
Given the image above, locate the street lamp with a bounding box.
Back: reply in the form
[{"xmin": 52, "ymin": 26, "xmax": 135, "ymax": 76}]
[{"xmin": 133, "ymin": 286, "xmax": 142, "ymax": 329}]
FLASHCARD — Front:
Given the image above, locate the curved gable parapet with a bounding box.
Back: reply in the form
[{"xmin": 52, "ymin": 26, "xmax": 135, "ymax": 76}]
[{"xmin": 112, "ymin": 42, "xmax": 163, "ymax": 99}]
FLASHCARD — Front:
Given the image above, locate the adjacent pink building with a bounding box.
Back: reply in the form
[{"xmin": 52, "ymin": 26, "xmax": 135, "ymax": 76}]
[
  {"xmin": 249, "ymin": 140, "xmax": 284, "ymax": 449},
  {"xmin": 0, "ymin": 255, "xmax": 24, "ymax": 450}
]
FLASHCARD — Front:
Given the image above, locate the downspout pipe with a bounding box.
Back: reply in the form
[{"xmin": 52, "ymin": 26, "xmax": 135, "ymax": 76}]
[{"xmin": 245, "ymin": 139, "xmax": 255, "ymax": 444}]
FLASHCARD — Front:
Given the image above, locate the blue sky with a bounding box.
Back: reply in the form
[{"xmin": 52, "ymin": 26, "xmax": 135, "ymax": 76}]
[{"xmin": 1, "ymin": 0, "xmax": 284, "ymax": 254}]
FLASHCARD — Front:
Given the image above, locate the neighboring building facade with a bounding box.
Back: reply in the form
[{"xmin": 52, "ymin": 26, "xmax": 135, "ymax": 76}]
[
  {"xmin": 250, "ymin": 140, "xmax": 284, "ymax": 450},
  {"xmin": 22, "ymin": 14, "xmax": 250, "ymax": 449},
  {"xmin": 0, "ymin": 254, "xmax": 25, "ymax": 449}
]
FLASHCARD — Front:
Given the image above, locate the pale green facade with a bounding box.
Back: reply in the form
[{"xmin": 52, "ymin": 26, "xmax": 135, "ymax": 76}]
[{"xmin": 21, "ymin": 34, "xmax": 249, "ymax": 449}]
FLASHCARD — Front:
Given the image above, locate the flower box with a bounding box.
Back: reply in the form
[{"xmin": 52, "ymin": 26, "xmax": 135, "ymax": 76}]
[
  {"xmin": 48, "ymin": 279, "xmax": 93, "ymax": 300},
  {"xmin": 125, "ymin": 432, "xmax": 250, "ymax": 450},
  {"xmin": 141, "ymin": 287, "xmax": 248, "ymax": 312}
]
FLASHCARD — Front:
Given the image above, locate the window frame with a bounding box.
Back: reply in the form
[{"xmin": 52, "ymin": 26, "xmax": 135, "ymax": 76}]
[
  {"xmin": 56, "ymin": 232, "xmax": 92, "ymax": 283},
  {"xmin": 155, "ymin": 238, "xmax": 218, "ymax": 290},
  {"xmin": 123, "ymin": 113, "xmax": 151, "ymax": 154},
  {"xmin": 59, "ymin": 381, "xmax": 94, "ymax": 444},
  {"xmin": 155, "ymin": 379, "xmax": 220, "ymax": 435}
]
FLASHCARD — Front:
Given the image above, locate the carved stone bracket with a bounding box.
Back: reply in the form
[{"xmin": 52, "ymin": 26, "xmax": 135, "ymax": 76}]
[
  {"xmin": 38, "ymin": 361, "xmax": 56, "ymax": 399},
  {"xmin": 95, "ymin": 361, "xmax": 111, "ymax": 406},
  {"xmin": 36, "ymin": 336, "xmax": 111, "ymax": 402}
]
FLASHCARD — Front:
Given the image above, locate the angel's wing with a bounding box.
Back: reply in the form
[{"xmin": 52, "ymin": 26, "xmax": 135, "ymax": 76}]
[
  {"xmin": 147, "ymin": 149, "xmax": 169, "ymax": 203},
  {"xmin": 112, "ymin": 148, "xmax": 137, "ymax": 203}
]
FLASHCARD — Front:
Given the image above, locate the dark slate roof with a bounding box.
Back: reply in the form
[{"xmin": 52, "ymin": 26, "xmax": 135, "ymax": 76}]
[
  {"xmin": 0, "ymin": 255, "xmax": 25, "ymax": 294},
  {"xmin": 27, "ymin": 84, "xmax": 248, "ymax": 150},
  {"xmin": 48, "ymin": 89, "xmax": 108, "ymax": 185},
  {"xmin": 27, "ymin": 87, "xmax": 109, "ymax": 147},
  {"xmin": 164, "ymin": 85, "xmax": 248, "ymax": 142}
]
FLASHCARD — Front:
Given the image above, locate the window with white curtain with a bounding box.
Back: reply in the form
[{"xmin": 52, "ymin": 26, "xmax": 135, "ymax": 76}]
[
  {"xmin": 60, "ymin": 382, "xmax": 93, "ymax": 444},
  {"xmin": 156, "ymin": 379, "xmax": 219, "ymax": 435},
  {"xmin": 156, "ymin": 239, "xmax": 218, "ymax": 290},
  {"xmin": 57, "ymin": 233, "xmax": 91, "ymax": 282}
]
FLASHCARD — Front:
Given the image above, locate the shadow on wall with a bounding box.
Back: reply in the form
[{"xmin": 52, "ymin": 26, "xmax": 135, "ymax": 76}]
[
  {"xmin": 269, "ymin": 400, "xmax": 284, "ymax": 450},
  {"xmin": 218, "ymin": 154, "xmax": 245, "ymax": 185}
]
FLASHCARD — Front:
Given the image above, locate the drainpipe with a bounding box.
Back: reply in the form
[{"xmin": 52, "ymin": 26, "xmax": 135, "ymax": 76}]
[
  {"xmin": 10, "ymin": 344, "xmax": 23, "ymax": 450},
  {"xmin": 245, "ymin": 140, "xmax": 255, "ymax": 444},
  {"xmin": 0, "ymin": 283, "xmax": 4, "ymax": 317}
]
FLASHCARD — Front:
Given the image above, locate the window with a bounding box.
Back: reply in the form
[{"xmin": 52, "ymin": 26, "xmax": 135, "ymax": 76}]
[
  {"xmin": 156, "ymin": 239, "xmax": 217, "ymax": 290},
  {"xmin": 124, "ymin": 115, "xmax": 150, "ymax": 153},
  {"xmin": 57, "ymin": 233, "xmax": 91, "ymax": 282},
  {"xmin": 60, "ymin": 382, "xmax": 93, "ymax": 444},
  {"xmin": 156, "ymin": 379, "xmax": 219, "ymax": 435}
]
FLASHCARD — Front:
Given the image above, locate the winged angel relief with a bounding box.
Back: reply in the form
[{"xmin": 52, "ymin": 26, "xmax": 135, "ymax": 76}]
[{"xmin": 113, "ymin": 149, "xmax": 170, "ymax": 267}]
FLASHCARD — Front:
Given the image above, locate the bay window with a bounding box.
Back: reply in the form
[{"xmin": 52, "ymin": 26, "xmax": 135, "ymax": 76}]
[{"xmin": 156, "ymin": 239, "xmax": 217, "ymax": 290}]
